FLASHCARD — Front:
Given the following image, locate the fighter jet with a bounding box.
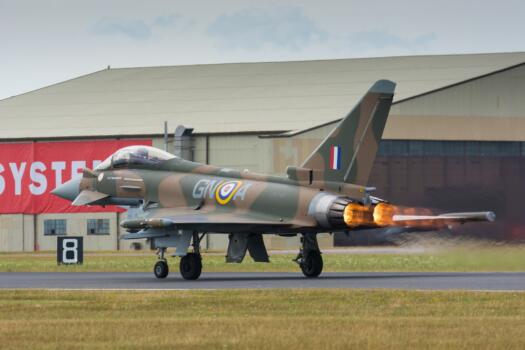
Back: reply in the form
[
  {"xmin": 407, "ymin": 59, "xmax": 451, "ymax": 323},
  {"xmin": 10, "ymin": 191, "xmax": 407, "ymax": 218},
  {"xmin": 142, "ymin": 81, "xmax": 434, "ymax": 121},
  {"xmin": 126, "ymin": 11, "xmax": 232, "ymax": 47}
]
[{"xmin": 52, "ymin": 80, "xmax": 495, "ymax": 280}]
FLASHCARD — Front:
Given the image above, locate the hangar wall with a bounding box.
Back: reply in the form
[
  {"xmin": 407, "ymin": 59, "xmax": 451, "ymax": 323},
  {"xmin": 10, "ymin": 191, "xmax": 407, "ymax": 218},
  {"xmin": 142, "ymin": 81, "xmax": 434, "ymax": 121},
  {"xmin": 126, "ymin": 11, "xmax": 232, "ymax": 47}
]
[
  {"xmin": 3, "ymin": 60, "xmax": 525, "ymax": 251},
  {"xmin": 391, "ymin": 64, "xmax": 525, "ymax": 119},
  {"xmin": 0, "ymin": 215, "xmax": 34, "ymax": 251},
  {"xmin": 264, "ymin": 64, "xmax": 525, "ymax": 242},
  {"xmin": 7, "ymin": 53, "xmax": 525, "ymax": 140},
  {"xmin": 35, "ymin": 212, "xmax": 120, "ymax": 251},
  {"xmin": 2, "ymin": 55, "xmax": 525, "ymax": 251},
  {"xmin": 385, "ymin": 63, "xmax": 525, "ymax": 141}
]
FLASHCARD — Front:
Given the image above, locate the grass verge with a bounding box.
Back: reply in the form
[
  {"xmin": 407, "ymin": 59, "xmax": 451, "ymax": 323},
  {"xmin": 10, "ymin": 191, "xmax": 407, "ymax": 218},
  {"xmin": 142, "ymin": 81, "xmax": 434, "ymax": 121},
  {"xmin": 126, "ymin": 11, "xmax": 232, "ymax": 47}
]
[
  {"xmin": 1, "ymin": 246, "xmax": 525, "ymax": 272},
  {"xmin": 0, "ymin": 289, "xmax": 524, "ymax": 349}
]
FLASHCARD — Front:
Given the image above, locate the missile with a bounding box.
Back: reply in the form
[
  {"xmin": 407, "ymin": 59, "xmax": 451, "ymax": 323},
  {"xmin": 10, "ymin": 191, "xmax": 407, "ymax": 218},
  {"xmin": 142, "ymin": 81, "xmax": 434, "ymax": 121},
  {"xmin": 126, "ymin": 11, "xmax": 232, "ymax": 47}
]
[{"xmin": 121, "ymin": 218, "xmax": 175, "ymax": 230}]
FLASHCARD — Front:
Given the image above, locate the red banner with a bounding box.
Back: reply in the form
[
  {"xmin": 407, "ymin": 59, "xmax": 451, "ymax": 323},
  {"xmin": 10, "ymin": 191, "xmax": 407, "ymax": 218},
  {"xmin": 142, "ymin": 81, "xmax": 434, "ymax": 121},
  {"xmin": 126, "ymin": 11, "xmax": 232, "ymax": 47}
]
[{"xmin": 0, "ymin": 139, "xmax": 152, "ymax": 214}]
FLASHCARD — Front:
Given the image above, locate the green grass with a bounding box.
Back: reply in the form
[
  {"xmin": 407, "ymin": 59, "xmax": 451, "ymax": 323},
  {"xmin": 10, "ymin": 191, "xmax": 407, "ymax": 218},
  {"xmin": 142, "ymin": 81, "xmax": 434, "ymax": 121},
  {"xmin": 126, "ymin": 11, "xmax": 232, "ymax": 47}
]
[
  {"xmin": 1, "ymin": 245, "xmax": 524, "ymax": 272},
  {"xmin": 0, "ymin": 289, "xmax": 524, "ymax": 349}
]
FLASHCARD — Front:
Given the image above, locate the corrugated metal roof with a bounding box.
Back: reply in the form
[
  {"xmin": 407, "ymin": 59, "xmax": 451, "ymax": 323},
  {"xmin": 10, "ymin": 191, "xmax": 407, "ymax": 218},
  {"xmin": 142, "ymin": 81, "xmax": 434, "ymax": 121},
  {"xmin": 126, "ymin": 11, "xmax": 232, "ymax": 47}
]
[{"xmin": 2, "ymin": 52, "xmax": 525, "ymax": 139}]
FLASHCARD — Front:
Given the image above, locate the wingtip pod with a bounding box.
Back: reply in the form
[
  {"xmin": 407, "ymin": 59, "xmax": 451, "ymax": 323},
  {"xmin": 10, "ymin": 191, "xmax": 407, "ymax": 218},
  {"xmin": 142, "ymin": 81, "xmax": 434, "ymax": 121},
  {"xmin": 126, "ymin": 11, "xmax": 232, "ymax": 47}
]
[{"xmin": 369, "ymin": 79, "xmax": 396, "ymax": 95}]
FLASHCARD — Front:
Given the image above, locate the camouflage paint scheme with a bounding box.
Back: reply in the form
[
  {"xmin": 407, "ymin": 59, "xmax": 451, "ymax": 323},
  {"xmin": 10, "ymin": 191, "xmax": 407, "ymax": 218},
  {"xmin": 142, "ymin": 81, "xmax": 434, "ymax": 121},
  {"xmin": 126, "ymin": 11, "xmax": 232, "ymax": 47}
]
[{"xmin": 53, "ymin": 80, "xmax": 495, "ymax": 250}]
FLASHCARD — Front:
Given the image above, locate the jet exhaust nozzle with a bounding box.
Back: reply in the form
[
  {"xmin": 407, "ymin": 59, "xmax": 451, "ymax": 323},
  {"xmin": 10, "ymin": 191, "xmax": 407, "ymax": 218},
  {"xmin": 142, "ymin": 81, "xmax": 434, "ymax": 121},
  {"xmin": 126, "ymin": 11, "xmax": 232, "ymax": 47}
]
[
  {"xmin": 317, "ymin": 196, "xmax": 395, "ymax": 229},
  {"xmin": 343, "ymin": 203, "xmax": 374, "ymax": 227},
  {"xmin": 342, "ymin": 202, "xmax": 394, "ymax": 227},
  {"xmin": 372, "ymin": 203, "xmax": 395, "ymax": 226}
]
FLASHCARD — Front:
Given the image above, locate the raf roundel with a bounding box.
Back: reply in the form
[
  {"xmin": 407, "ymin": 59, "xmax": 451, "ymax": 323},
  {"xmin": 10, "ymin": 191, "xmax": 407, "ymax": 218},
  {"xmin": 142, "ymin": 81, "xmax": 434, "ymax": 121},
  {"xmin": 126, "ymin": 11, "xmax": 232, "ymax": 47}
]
[{"xmin": 215, "ymin": 181, "xmax": 242, "ymax": 205}]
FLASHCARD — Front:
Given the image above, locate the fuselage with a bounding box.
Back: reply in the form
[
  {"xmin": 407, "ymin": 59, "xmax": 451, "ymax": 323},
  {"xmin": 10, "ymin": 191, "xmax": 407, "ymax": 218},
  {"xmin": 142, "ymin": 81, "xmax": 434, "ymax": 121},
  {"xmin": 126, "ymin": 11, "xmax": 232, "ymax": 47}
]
[
  {"xmin": 94, "ymin": 159, "xmax": 326, "ymax": 230},
  {"xmin": 86, "ymin": 156, "xmax": 384, "ymax": 233}
]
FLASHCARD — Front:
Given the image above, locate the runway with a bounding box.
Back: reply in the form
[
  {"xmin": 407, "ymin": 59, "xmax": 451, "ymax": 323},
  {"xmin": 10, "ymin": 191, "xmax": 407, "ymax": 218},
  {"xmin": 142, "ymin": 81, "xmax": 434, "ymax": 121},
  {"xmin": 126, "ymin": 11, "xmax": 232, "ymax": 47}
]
[{"xmin": 1, "ymin": 272, "xmax": 524, "ymax": 290}]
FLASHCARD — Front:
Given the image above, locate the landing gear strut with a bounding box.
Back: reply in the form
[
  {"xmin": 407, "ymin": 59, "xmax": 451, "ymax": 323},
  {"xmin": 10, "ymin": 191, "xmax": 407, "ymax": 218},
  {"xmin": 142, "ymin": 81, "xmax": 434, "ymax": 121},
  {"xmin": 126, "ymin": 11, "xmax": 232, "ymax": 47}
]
[
  {"xmin": 152, "ymin": 233, "xmax": 205, "ymax": 280},
  {"xmin": 294, "ymin": 233, "xmax": 323, "ymax": 278},
  {"xmin": 179, "ymin": 232, "xmax": 203, "ymax": 280},
  {"xmin": 154, "ymin": 248, "xmax": 169, "ymax": 279}
]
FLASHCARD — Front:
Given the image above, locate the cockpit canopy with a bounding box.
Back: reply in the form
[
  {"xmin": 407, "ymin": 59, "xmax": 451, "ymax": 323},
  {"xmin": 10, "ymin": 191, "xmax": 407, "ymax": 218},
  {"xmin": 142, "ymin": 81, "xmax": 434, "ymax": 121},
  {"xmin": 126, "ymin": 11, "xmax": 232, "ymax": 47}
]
[{"xmin": 95, "ymin": 146, "xmax": 176, "ymax": 171}]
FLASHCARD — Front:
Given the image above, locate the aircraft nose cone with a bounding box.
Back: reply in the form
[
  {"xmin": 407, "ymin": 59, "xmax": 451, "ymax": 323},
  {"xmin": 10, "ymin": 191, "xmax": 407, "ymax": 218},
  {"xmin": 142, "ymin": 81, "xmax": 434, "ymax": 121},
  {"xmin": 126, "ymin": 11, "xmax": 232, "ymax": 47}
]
[{"xmin": 51, "ymin": 177, "xmax": 81, "ymax": 201}]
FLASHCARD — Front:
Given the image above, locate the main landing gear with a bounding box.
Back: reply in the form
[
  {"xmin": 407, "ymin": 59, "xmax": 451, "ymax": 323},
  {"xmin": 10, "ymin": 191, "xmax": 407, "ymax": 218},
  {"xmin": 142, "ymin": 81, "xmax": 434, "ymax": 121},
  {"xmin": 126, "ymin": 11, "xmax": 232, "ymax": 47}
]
[
  {"xmin": 153, "ymin": 232, "xmax": 203, "ymax": 280},
  {"xmin": 179, "ymin": 253, "xmax": 202, "ymax": 280},
  {"xmin": 294, "ymin": 233, "xmax": 323, "ymax": 278}
]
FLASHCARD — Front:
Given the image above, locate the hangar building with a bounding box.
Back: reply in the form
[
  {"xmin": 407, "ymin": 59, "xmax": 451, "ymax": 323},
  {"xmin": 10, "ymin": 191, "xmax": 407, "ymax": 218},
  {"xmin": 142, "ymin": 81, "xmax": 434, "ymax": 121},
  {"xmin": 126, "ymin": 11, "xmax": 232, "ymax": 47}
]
[{"xmin": 1, "ymin": 52, "xmax": 525, "ymax": 252}]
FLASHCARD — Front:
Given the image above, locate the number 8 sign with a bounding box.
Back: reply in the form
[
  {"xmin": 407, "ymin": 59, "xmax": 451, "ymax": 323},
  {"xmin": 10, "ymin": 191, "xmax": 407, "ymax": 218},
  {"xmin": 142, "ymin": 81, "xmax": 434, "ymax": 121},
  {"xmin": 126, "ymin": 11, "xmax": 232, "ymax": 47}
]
[{"xmin": 57, "ymin": 237, "xmax": 83, "ymax": 265}]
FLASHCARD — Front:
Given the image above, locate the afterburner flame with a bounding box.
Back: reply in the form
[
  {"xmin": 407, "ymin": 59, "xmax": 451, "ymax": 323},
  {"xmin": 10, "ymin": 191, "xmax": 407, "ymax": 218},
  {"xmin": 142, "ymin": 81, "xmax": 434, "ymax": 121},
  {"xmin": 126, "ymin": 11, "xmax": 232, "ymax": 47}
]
[
  {"xmin": 373, "ymin": 203, "xmax": 395, "ymax": 226},
  {"xmin": 392, "ymin": 206, "xmax": 437, "ymax": 228},
  {"xmin": 342, "ymin": 202, "xmax": 396, "ymax": 228},
  {"xmin": 343, "ymin": 203, "xmax": 374, "ymax": 227}
]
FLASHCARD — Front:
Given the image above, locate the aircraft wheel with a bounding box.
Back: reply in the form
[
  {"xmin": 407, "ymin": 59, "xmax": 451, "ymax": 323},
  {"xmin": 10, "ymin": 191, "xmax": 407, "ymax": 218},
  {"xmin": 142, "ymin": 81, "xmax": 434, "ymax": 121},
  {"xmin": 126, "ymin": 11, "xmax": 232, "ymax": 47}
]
[
  {"xmin": 300, "ymin": 250, "xmax": 323, "ymax": 278},
  {"xmin": 154, "ymin": 260, "xmax": 169, "ymax": 279},
  {"xmin": 180, "ymin": 253, "xmax": 202, "ymax": 280}
]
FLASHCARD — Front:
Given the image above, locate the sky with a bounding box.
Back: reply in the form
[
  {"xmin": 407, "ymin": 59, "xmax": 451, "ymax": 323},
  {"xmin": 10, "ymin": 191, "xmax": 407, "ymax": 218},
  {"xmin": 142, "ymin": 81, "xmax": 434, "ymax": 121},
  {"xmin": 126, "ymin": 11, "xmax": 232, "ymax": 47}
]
[{"xmin": 1, "ymin": 0, "xmax": 524, "ymax": 99}]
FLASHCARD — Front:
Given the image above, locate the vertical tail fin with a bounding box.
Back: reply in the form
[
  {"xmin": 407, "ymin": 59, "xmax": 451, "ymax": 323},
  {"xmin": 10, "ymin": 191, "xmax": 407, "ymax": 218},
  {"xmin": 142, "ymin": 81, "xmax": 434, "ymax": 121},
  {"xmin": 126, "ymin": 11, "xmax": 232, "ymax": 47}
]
[{"xmin": 301, "ymin": 80, "xmax": 396, "ymax": 186}]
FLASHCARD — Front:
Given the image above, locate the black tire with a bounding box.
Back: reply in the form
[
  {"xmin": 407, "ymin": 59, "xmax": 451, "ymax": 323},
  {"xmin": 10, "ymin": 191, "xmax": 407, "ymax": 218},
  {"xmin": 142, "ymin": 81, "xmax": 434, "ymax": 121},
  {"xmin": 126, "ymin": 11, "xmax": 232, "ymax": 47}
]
[
  {"xmin": 179, "ymin": 253, "xmax": 202, "ymax": 280},
  {"xmin": 300, "ymin": 250, "xmax": 323, "ymax": 278},
  {"xmin": 154, "ymin": 260, "xmax": 169, "ymax": 279}
]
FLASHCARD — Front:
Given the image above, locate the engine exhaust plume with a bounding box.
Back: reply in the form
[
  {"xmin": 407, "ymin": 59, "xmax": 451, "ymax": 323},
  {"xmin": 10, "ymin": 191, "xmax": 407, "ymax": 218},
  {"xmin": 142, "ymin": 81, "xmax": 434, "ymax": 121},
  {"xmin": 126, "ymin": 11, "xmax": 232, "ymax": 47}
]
[
  {"xmin": 373, "ymin": 203, "xmax": 395, "ymax": 226},
  {"xmin": 343, "ymin": 203, "xmax": 373, "ymax": 227},
  {"xmin": 393, "ymin": 206, "xmax": 437, "ymax": 228}
]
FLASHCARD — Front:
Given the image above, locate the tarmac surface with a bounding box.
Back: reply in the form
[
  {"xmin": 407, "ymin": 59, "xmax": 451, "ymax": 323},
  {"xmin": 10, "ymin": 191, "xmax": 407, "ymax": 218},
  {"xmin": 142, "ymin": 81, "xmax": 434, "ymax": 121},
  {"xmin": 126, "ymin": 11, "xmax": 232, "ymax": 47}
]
[{"xmin": 1, "ymin": 272, "xmax": 524, "ymax": 290}]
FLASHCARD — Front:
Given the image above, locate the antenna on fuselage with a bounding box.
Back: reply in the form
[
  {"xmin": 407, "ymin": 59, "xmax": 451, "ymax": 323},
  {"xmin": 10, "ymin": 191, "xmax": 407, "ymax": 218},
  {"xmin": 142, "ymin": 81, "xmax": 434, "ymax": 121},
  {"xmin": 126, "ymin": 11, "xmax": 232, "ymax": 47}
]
[{"xmin": 163, "ymin": 121, "xmax": 169, "ymax": 152}]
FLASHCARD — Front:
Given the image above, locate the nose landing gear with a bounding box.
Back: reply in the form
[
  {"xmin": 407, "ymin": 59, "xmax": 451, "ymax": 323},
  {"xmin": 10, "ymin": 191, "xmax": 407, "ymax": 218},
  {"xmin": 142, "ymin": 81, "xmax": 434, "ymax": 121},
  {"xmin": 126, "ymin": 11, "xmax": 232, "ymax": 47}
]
[
  {"xmin": 154, "ymin": 260, "xmax": 169, "ymax": 278},
  {"xmin": 153, "ymin": 232, "xmax": 204, "ymax": 280},
  {"xmin": 154, "ymin": 247, "xmax": 169, "ymax": 278}
]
